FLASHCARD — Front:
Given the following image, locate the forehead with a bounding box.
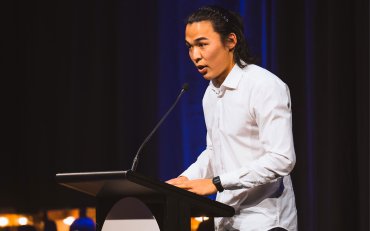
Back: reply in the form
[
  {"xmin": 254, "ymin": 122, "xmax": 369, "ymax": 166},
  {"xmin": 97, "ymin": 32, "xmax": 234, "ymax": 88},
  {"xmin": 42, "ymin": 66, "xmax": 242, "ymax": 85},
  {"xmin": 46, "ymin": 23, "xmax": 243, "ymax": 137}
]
[{"xmin": 185, "ymin": 20, "xmax": 218, "ymax": 42}]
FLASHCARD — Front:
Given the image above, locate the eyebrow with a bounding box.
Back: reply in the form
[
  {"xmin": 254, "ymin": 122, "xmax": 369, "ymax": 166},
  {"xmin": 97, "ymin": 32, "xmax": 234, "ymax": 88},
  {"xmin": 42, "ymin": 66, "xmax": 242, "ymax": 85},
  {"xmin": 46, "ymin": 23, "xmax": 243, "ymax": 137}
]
[
  {"xmin": 185, "ymin": 37, "xmax": 209, "ymax": 45},
  {"xmin": 194, "ymin": 37, "xmax": 208, "ymax": 42}
]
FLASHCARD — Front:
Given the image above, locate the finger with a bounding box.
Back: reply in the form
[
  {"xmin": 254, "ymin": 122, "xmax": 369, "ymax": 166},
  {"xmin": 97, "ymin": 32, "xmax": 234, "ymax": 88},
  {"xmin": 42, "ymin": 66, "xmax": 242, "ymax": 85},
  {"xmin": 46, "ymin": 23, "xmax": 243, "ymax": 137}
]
[
  {"xmin": 166, "ymin": 178, "xmax": 183, "ymax": 184},
  {"xmin": 176, "ymin": 183, "xmax": 192, "ymax": 190},
  {"xmin": 165, "ymin": 179, "xmax": 176, "ymax": 184},
  {"xmin": 167, "ymin": 177, "xmax": 187, "ymax": 183}
]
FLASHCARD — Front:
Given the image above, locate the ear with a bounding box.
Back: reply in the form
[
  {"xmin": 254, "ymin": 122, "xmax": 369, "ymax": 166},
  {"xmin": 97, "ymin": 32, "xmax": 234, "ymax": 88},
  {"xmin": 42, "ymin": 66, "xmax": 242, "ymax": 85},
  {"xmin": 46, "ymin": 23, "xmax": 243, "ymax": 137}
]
[{"xmin": 226, "ymin": 33, "xmax": 237, "ymax": 51}]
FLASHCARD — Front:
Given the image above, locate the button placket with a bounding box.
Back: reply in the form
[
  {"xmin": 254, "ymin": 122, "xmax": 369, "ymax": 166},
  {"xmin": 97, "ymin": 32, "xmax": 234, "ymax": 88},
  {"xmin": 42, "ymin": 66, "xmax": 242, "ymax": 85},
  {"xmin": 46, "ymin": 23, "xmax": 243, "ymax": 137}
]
[{"xmin": 216, "ymin": 97, "xmax": 226, "ymax": 172}]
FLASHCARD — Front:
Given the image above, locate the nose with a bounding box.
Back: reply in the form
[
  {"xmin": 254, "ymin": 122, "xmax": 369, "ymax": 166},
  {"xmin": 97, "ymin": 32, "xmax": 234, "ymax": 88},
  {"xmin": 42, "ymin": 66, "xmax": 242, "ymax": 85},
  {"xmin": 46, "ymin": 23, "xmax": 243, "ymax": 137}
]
[{"xmin": 190, "ymin": 47, "xmax": 202, "ymax": 64}]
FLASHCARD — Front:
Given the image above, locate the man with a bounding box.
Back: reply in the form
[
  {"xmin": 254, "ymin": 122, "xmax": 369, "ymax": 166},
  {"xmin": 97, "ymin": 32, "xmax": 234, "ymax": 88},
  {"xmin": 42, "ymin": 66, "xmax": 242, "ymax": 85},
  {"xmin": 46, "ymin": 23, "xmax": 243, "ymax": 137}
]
[{"xmin": 167, "ymin": 6, "xmax": 297, "ymax": 231}]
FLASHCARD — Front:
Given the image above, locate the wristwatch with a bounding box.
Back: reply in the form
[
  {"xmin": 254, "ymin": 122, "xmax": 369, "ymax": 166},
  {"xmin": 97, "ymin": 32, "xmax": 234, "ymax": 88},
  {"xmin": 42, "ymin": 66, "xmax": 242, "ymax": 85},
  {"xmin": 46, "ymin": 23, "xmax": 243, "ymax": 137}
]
[{"xmin": 212, "ymin": 176, "xmax": 224, "ymax": 192}]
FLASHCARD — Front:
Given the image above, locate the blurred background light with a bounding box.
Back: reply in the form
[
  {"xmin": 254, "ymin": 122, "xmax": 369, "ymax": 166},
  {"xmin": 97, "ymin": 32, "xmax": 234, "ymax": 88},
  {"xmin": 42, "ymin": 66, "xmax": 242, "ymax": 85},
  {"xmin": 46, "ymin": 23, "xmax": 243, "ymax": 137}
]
[
  {"xmin": 63, "ymin": 216, "xmax": 75, "ymax": 226},
  {"xmin": 18, "ymin": 217, "xmax": 28, "ymax": 226},
  {"xmin": 194, "ymin": 217, "xmax": 209, "ymax": 222},
  {"xmin": 0, "ymin": 217, "xmax": 9, "ymax": 227}
]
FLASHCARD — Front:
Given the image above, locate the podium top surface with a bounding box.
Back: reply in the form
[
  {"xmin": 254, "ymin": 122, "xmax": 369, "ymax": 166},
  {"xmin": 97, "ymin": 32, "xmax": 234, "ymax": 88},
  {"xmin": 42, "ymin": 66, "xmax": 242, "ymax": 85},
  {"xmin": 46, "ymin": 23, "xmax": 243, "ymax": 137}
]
[{"xmin": 56, "ymin": 170, "xmax": 234, "ymax": 217}]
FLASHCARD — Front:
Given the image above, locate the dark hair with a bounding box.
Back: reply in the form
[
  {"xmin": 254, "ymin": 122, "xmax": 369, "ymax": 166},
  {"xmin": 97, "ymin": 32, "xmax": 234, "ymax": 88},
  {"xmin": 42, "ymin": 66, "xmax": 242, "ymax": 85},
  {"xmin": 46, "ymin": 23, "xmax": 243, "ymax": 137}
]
[{"xmin": 186, "ymin": 6, "xmax": 255, "ymax": 68}]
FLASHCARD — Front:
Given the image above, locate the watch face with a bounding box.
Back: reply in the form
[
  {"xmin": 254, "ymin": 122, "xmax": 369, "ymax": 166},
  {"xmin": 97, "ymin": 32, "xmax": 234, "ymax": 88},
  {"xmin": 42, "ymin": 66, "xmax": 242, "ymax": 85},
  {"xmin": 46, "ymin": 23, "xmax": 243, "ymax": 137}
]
[{"xmin": 213, "ymin": 176, "xmax": 224, "ymax": 192}]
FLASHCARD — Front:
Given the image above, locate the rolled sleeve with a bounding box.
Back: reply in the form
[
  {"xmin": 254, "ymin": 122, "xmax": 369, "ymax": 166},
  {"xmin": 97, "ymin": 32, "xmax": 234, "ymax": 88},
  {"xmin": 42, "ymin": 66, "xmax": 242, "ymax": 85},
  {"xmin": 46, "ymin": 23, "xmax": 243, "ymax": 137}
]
[{"xmin": 220, "ymin": 81, "xmax": 295, "ymax": 190}]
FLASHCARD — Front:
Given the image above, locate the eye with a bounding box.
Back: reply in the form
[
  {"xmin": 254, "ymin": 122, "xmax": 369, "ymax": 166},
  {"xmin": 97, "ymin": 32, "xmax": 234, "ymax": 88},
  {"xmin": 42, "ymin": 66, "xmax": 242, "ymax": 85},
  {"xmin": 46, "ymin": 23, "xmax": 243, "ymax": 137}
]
[{"xmin": 198, "ymin": 43, "xmax": 207, "ymax": 48}]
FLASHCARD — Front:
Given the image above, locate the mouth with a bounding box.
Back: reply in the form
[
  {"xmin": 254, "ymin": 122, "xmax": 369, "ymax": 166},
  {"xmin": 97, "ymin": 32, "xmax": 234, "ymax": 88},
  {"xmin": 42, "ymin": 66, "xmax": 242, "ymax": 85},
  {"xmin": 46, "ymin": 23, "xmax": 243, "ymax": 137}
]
[{"xmin": 196, "ymin": 65, "xmax": 208, "ymax": 75}]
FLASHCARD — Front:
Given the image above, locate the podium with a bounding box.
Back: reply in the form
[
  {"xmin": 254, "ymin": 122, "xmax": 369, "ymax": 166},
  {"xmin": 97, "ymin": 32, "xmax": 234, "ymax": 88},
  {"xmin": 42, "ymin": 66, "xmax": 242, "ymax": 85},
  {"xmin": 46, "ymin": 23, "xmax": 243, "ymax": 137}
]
[{"xmin": 56, "ymin": 170, "xmax": 234, "ymax": 231}]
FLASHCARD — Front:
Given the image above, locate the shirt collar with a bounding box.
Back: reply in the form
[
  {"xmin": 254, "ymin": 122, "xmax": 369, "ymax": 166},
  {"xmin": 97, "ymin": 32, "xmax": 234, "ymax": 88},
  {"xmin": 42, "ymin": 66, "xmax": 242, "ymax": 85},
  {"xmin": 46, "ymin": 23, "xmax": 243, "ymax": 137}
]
[
  {"xmin": 210, "ymin": 64, "xmax": 244, "ymax": 97},
  {"xmin": 221, "ymin": 64, "xmax": 243, "ymax": 89}
]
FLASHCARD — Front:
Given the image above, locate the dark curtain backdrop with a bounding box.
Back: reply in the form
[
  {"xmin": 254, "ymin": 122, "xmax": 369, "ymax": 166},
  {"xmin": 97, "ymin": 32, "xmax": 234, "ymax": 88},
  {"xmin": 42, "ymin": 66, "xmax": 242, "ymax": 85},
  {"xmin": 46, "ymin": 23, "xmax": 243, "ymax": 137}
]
[{"xmin": 1, "ymin": 0, "xmax": 368, "ymax": 231}]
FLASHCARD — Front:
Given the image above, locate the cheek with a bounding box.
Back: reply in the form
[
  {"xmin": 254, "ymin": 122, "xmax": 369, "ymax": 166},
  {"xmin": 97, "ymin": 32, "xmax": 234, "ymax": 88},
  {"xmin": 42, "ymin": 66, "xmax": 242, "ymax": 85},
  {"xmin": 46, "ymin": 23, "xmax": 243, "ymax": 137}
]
[
  {"xmin": 204, "ymin": 47, "xmax": 220, "ymax": 63},
  {"xmin": 207, "ymin": 48, "xmax": 227, "ymax": 67}
]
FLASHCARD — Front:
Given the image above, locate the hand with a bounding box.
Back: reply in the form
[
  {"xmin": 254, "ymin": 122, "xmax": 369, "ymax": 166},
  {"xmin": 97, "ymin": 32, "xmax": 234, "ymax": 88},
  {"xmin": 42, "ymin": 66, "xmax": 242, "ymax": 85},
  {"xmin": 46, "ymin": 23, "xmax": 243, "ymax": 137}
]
[
  {"xmin": 166, "ymin": 176, "xmax": 189, "ymax": 185},
  {"xmin": 173, "ymin": 178, "xmax": 217, "ymax": 196}
]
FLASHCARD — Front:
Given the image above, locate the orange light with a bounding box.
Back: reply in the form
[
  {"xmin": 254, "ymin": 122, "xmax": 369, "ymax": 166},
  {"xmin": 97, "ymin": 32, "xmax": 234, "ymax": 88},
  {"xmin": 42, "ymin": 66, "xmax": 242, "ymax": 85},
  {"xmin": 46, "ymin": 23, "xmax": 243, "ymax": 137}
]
[
  {"xmin": 63, "ymin": 216, "xmax": 75, "ymax": 226},
  {"xmin": 18, "ymin": 217, "xmax": 28, "ymax": 226},
  {"xmin": 0, "ymin": 217, "xmax": 9, "ymax": 227},
  {"xmin": 194, "ymin": 217, "xmax": 209, "ymax": 222}
]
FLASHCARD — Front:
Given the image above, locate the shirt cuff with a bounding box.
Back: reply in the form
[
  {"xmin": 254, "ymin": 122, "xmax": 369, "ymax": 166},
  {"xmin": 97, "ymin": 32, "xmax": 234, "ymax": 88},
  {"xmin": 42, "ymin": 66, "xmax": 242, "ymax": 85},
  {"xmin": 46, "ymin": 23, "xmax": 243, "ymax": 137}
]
[
  {"xmin": 219, "ymin": 171, "xmax": 241, "ymax": 190},
  {"xmin": 219, "ymin": 169, "xmax": 255, "ymax": 190}
]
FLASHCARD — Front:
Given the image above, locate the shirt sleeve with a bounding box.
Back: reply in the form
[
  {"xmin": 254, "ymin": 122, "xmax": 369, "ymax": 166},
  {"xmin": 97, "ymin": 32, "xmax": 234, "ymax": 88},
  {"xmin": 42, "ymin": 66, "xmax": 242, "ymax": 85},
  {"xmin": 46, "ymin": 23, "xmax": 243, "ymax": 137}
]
[
  {"xmin": 180, "ymin": 132, "xmax": 214, "ymax": 180},
  {"xmin": 220, "ymin": 80, "xmax": 296, "ymax": 190}
]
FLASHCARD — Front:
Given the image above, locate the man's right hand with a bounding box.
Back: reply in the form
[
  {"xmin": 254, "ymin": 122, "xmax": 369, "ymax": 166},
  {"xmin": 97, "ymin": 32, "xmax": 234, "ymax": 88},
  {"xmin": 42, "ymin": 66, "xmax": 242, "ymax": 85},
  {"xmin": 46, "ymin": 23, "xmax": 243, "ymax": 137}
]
[{"xmin": 166, "ymin": 176, "xmax": 189, "ymax": 185}]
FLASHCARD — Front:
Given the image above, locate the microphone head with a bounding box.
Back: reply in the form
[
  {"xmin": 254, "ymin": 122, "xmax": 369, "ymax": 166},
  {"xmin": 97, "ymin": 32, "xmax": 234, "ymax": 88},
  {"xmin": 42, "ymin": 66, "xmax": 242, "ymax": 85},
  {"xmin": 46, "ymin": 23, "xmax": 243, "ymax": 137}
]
[{"xmin": 182, "ymin": 83, "xmax": 190, "ymax": 91}]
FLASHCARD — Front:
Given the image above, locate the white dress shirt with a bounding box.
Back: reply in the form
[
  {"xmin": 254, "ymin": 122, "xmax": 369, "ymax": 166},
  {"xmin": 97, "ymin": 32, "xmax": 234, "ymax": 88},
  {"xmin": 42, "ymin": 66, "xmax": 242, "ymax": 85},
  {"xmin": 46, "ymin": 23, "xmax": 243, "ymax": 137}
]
[{"xmin": 181, "ymin": 64, "xmax": 298, "ymax": 231}]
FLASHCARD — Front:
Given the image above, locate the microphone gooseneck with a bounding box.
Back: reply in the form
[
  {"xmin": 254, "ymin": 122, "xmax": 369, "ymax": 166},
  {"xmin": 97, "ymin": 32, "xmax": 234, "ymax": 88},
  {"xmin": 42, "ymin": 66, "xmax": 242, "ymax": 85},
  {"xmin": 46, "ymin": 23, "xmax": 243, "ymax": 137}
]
[{"xmin": 130, "ymin": 83, "xmax": 189, "ymax": 171}]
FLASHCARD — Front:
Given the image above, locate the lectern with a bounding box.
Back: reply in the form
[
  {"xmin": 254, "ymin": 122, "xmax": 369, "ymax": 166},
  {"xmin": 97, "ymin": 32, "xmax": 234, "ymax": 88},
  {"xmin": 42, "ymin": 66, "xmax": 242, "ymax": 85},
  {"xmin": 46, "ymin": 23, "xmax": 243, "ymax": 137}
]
[{"xmin": 56, "ymin": 170, "xmax": 234, "ymax": 231}]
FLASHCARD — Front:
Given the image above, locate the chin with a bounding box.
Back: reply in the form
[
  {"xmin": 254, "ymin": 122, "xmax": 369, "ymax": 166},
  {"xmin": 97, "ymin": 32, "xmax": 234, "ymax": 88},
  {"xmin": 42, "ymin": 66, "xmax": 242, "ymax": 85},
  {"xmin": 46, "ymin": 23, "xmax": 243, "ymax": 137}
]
[{"xmin": 202, "ymin": 74, "xmax": 214, "ymax": 81}]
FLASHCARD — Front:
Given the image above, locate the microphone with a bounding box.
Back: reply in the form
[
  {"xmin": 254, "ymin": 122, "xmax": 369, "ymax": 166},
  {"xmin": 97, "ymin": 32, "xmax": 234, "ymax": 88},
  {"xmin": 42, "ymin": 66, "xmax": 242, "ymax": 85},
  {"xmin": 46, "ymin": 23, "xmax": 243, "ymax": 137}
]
[{"xmin": 130, "ymin": 83, "xmax": 189, "ymax": 171}]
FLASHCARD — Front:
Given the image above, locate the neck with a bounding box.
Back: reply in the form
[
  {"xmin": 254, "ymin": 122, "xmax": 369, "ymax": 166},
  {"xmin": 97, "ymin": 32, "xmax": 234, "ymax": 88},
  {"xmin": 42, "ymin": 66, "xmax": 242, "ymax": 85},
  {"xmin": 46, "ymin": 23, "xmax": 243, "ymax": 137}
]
[{"xmin": 212, "ymin": 59, "xmax": 235, "ymax": 86}]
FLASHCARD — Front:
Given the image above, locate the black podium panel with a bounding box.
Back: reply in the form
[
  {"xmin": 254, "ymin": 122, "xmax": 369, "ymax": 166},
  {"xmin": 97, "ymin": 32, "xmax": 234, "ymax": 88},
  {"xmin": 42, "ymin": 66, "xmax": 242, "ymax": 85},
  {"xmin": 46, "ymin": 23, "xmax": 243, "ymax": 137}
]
[{"xmin": 56, "ymin": 170, "xmax": 234, "ymax": 231}]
